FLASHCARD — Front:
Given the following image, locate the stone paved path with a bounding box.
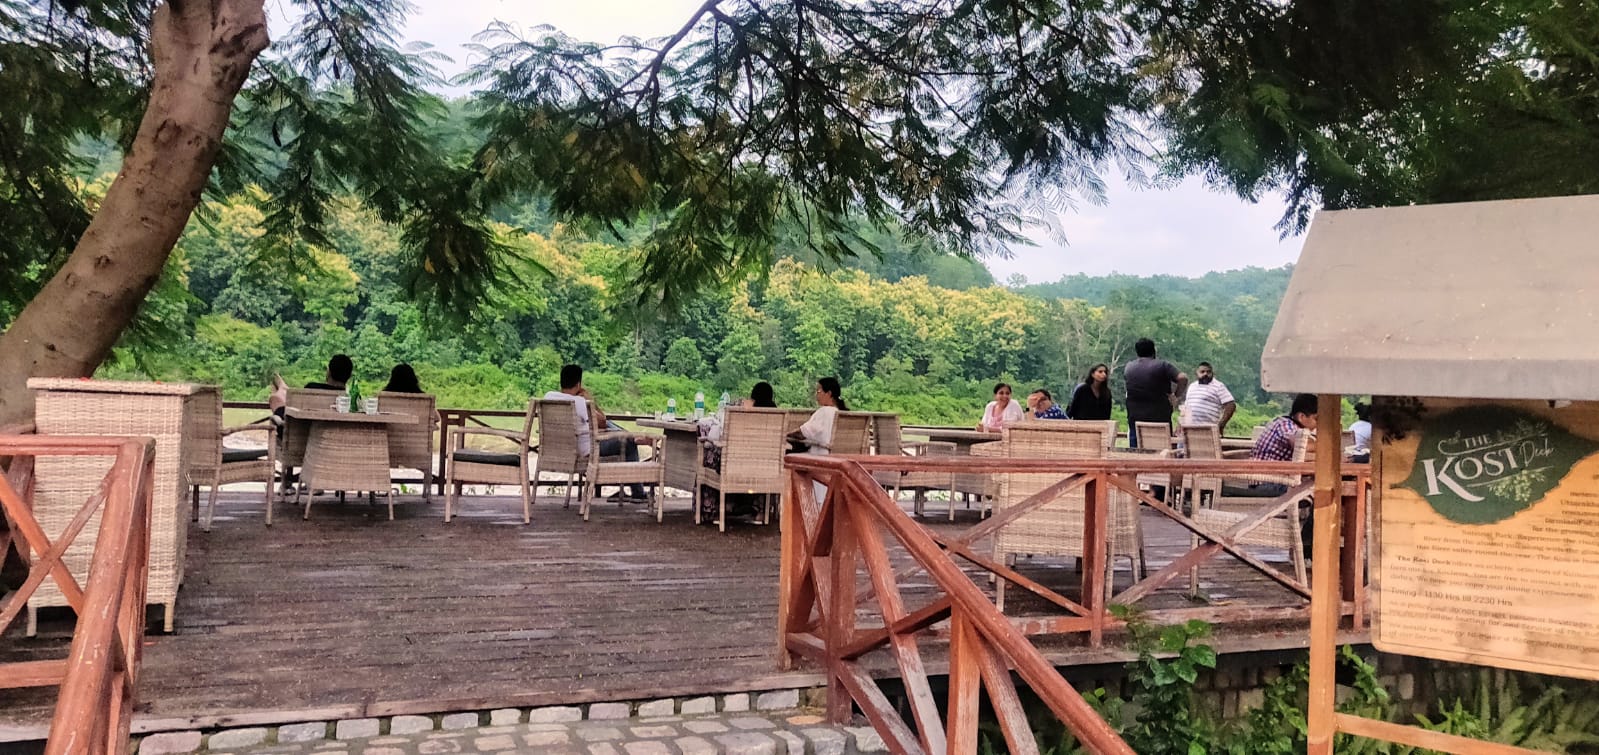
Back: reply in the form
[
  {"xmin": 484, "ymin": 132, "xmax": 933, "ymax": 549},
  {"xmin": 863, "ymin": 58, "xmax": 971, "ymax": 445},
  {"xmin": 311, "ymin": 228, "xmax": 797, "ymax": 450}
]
[{"xmin": 140, "ymin": 711, "xmax": 888, "ymax": 755}]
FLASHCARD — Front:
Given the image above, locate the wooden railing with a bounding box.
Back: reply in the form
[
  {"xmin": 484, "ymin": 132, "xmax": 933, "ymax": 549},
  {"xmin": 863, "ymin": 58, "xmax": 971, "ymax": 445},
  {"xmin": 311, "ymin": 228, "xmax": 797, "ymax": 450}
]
[
  {"xmin": 0, "ymin": 433, "xmax": 156, "ymax": 755},
  {"xmin": 779, "ymin": 453, "xmax": 1369, "ymax": 754}
]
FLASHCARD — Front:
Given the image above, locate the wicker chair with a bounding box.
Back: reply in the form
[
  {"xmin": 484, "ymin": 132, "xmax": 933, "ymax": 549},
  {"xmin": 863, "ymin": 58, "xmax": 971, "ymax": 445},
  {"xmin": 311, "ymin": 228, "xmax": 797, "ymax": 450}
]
[
  {"xmin": 280, "ymin": 387, "xmax": 345, "ymax": 499},
  {"xmin": 531, "ymin": 399, "xmax": 588, "ymax": 510},
  {"xmin": 1135, "ymin": 422, "xmax": 1173, "ymax": 452},
  {"xmin": 1185, "ymin": 424, "xmax": 1310, "ymax": 591},
  {"xmin": 698, "ymin": 407, "xmax": 788, "ymax": 532},
  {"xmin": 444, "ymin": 398, "xmax": 536, "ymax": 523},
  {"xmin": 828, "ymin": 412, "xmax": 873, "ymax": 455},
  {"xmin": 872, "ymin": 414, "xmax": 954, "ymax": 509},
  {"xmin": 378, "ymin": 391, "xmax": 437, "ymax": 501},
  {"xmin": 783, "ymin": 409, "xmax": 814, "ymax": 436},
  {"xmin": 993, "ymin": 422, "xmax": 1144, "ymax": 612},
  {"xmin": 188, "ymin": 390, "xmax": 278, "ymax": 530},
  {"xmin": 581, "ymin": 410, "xmax": 665, "ymax": 522}
]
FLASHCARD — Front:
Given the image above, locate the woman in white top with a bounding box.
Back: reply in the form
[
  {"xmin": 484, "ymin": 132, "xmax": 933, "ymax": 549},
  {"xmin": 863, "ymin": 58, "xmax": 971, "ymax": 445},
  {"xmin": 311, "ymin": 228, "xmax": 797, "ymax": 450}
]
[
  {"xmin": 792, "ymin": 376, "xmax": 846, "ymax": 454},
  {"xmin": 978, "ymin": 382, "xmax": 1024, "ymax": 433}
]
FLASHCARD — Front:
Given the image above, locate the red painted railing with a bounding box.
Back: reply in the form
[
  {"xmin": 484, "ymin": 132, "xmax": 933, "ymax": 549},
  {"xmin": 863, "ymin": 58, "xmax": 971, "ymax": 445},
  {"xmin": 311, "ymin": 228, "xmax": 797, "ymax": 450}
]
[
  {"xmin": 779, "ymin": 453, "xmax": 1369, "ymax": 754},
  {"xmin": 0, "ymin": 433, "xmax": 156, "ymax": 755}
]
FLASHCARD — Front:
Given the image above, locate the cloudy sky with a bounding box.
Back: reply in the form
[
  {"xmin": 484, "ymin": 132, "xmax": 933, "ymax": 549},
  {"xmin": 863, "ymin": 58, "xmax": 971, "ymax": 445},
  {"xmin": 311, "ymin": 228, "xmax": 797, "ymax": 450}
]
[{"xmin": 267, "ymin": 0, "xmax": 1306, "ymax": 283}]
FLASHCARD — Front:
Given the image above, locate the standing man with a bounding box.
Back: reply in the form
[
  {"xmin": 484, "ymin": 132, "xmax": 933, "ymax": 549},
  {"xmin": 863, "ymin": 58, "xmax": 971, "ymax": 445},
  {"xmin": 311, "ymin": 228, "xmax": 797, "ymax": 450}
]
[
  {"xmin": 1123, "ymin": 338, "xmax": 1188, "ymax": 447},
  {"xmin": 544, "ymin": 364, "xmax": 647, "ymax": 501},
  {"xmin": 1183, "ymin": 361, "xmax": 1236, "ymax": 432}
]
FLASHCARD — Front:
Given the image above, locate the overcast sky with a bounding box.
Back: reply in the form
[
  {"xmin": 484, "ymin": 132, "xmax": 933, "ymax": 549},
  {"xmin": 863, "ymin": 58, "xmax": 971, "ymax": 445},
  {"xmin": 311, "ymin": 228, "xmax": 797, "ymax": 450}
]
[{"xmin": 267, "ymin": 0, "xmax": 1306, "ymax": 283}]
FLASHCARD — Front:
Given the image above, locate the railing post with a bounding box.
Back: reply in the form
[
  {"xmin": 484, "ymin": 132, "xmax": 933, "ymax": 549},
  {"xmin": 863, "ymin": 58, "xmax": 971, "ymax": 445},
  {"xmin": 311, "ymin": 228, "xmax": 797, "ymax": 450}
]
[
  {"xmin": 1307, "ymin": 394, "xmax": 1345, "ymax": 755},
  {"xmin": 777, "ymin": 468, "xmax": 798, "ymax": 670},
  {"xmin": 945, "ymin": 611, "xmax": 981, "ymax": 753},
  {"xmin": 1083, "ymin": 471, "xmax": 1108, "ymax": 647},
  {"xmin": 826, "ymin": 475, "xmax": 857, "ymax": 725}
]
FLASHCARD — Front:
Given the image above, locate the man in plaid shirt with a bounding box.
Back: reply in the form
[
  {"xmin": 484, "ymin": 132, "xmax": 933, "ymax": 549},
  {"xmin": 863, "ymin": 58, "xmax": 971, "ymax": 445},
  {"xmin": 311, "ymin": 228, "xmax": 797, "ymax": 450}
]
[{"xmin": 1251, "ymin": 394, "xmax": 1319, "ymax": 462}]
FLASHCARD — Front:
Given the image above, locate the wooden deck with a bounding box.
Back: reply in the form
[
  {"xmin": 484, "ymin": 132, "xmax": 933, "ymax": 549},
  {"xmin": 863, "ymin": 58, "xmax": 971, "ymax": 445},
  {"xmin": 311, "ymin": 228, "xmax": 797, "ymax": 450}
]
[{"xmin": 0, "ymin": 489, "xmax": 1353, "ymax": 739}]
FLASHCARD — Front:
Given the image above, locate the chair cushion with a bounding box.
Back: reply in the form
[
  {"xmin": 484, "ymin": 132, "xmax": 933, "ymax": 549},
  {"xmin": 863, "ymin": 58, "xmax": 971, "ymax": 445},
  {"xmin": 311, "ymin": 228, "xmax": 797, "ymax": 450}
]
[
  {"xmin": 223, "ymin": 448, "xmax": 269, "ymax": 464},
  {"xmin": 453, "ymin": 449, "xmax": 522, "ymax": 466}
]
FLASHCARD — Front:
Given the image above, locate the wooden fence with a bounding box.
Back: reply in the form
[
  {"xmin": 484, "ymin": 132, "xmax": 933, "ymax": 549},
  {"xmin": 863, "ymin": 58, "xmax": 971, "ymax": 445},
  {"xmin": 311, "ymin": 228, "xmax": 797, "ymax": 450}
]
[
  {"xmin": 779, "ymin": 452, "xmax": 1370, "ymax": 754},
  {"xmin": 0, "ymin": 432, "xmax": 156, "ymax": 755}
]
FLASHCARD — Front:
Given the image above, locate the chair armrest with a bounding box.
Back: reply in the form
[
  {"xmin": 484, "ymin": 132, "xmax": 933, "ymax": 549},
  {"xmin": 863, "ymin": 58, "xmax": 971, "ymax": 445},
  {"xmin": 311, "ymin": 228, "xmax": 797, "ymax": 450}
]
[
  {"xmin": 1222, "ymin": 449, "xmax": 1253, "ymax": 459},
  {"xmin": 596, "ymin": 430, "xmax": 661, "ymax": 448},
  {"xmin": 451, "ymin": 427, "xmax": 527, "ymax": 441},
  {"xmin": 904, "ymin": 440, "xmax": 956, "ymax": 455},
  {"xmin": 448, "ymin": 427, "xmax": 527, "ymax": 451},
  {"xmin": 221, "ymin": 424, "xmax": 274, "ymax": 439}
]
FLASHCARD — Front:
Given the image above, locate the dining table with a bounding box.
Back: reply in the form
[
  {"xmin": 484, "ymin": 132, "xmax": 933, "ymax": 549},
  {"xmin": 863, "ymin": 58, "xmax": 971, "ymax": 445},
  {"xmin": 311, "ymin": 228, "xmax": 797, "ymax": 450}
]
[
  {"xmin": 284, "ymin": 407, "xmax": 413, "ymax": 507},
  {"xmin": 635, "ymin": 417, "xmax": 702, "ymax": 495}
]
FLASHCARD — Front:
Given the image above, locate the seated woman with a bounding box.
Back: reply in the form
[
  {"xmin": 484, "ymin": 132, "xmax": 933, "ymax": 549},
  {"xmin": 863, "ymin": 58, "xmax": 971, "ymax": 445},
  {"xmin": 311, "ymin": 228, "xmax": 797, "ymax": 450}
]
[
  {"xmin": 382, "ymin": 363, "xmax": 424, "ymax": 393},
  {"xmin": 1067, "ymin": 363, "xmax": 1113, "ymax": 420},
  {"xmin": 1347, "ymin": 401, "xmax": 1372, "ymax": 463},
  {"xmin": 742, "ymin": 381, "xmax": 778, "ymax": 408},
  {"xmin": 789, "ymin": 377, "xmax": 846, "ymax": 454},
  {"xmin": 977, "ymin": 382, "xmax": 1023, "ymax": 433},
  {"xmin": 698, "ymin": 380, "xmax": 784, "ymax": 523}
]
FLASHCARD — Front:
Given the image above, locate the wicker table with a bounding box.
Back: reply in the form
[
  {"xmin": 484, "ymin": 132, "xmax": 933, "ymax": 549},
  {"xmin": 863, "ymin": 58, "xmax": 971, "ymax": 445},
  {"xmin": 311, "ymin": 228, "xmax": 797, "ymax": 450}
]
[
  {"xmin": 284, "ymin": 407, "xmax": 412, "ymax": 519},
  {"xmin": 26, "ymin": 378, "xmax": 213, "ymax": 634},
  {"xmin": 636, "ymin": 418, "xmax": 701, "ymax": 495}
]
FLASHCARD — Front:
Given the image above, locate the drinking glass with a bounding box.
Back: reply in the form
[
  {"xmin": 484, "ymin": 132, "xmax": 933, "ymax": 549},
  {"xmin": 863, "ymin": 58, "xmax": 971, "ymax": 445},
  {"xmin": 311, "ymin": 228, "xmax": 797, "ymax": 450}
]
[
  {"xmin": 334, "ymin": 395, "xmax": 351, "ymax": 413},
  {"xmin": 363, "ymin": 397, "xmax": 379, "ymax": 414}
]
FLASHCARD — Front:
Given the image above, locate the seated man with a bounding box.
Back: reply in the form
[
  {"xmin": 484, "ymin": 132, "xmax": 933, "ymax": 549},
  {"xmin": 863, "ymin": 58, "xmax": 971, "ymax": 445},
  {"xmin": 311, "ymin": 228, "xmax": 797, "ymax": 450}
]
[
  {"xmin": 1225, "ymin": 393, "xmax": 1319, "ymax": 556},
  {"xmin": 306, "ymin": 354, "xmax": 353, "ymax": 390},
  {"xmin": 544, "ymin": 364, "xmax": 647, "ymax": 501},
  {"xmin": 1025, "ymin": 388, "xmax": 1067, "ymax": 419}
]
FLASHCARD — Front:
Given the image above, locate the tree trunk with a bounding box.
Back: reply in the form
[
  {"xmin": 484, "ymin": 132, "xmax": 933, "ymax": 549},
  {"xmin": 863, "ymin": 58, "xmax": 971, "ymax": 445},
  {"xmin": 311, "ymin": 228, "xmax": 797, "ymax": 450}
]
[{"xmin": 0, "ymin": 0, "xmax": 268, "ymax": 426}]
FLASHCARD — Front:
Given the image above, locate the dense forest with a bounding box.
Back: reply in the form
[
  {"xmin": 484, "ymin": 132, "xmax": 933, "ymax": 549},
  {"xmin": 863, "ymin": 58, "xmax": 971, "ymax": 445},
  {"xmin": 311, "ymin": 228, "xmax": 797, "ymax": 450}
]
[{"xmin": 73, "ymin": 168, "xmax": 1295, "ymax": 430}]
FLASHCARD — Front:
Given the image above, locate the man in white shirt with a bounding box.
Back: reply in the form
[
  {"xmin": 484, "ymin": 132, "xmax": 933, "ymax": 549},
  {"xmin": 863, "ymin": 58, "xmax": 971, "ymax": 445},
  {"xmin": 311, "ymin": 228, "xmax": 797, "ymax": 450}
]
[
  {"xmin": 1183, "ymin": 362, "xmax": 1236, "ymax": 431},
  {"xmin": 543, "ymin": 364, "xmax": 646, "ymax": 500}
]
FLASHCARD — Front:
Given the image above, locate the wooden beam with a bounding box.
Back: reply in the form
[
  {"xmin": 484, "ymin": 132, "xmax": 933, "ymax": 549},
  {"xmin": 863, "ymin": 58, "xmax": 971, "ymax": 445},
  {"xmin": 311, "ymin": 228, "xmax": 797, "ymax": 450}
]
[
  {"xmin": 0, "ymin": 659, "xmax": 68, "ymax": 689},
  {"xmin": 1334, "ymin": 713, "xmax": 1546, "ymax": 754},
  {"xmin": 944, "ymin": 613, "xmax": 982, "ymax": 755},
  {"xmin": 1307, "ymin": 393, "xmax": 1344, "ymax": 755},
  {"xmin": 846, "ymin": 494, "xmax": 946, "ymax": 753}
]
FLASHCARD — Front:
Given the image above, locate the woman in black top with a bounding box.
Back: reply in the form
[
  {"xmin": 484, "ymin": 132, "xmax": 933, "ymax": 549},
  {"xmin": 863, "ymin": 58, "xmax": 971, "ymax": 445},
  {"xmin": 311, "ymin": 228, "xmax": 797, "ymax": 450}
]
[
  {"xmin": 382, "ymin": 363, "xmax": 424, "ymax": 393},
  {"xmin": 1067, "ymin": 363, "xmax": 1113, "ymax": 420}
]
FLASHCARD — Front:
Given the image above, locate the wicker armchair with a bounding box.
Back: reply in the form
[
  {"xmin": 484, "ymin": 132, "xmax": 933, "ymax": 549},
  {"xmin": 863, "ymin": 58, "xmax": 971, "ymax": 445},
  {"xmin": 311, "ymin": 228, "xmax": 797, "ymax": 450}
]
[
  {"xmin": 444, "ymin": 399, "xmax": 536, "ymax": 523},
  {"xmin": 531, "ymin": 399, "xmax": 588, "ymax": 510},
  {"xmin": 581, "ymin": 410, "xmax": 664, "ymax": 522},
  {"xmin": 828, "ymin": 412, "xmax": 873, "ymax": 455},
  {"xmin": 378, "ymin": 391, "xmax": 437, "ymax": 501},
  {"xmin": 993, "ymin": 422, "xmax": 1144, "ymax": 611},
  {"xmin": 1135, "ymin": 422, "xmax": 1173, "ymax": 452},
  {"xmin": 872, "ymin": 414, "xmax": 954, "ymax": 508},
  {"xmin": 698, "ymin": 407, "xmax": 788, "ymax": 532},
  {"xmin": 1184, "ymin": 423, "xmax": 1310, "ymax": 591},
  {"xmin": 188, "ymin": 390, "xmax": 278, "ymax": 530}
]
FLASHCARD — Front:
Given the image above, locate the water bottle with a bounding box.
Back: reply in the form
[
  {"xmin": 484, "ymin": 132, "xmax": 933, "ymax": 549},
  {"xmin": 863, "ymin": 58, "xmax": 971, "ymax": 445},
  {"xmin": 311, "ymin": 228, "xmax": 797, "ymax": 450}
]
[
  {"xmin": 665, "ymin": 397, "xmax": 678, "ymax": 420},
  {"xmin": 693, "ymin": 391, "xmax": 706, "ymax": 420},
  {"xmin": 718, "ymin": 391, "xmax": 731, "ymax": 409}
]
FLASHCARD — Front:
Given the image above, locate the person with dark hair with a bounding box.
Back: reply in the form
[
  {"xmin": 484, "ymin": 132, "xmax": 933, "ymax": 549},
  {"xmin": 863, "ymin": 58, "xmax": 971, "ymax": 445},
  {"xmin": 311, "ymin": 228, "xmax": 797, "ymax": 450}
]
[
  {"xmin": 1182, "ymin": 361, "xmax": 1236, "ymax": 431},
  {"xmin": 1025, "ymin": 388, "xmax": 1067, "ymax": 420},
  {"xmin": 977, "ymin": 382, "xmax": 1023, "ymax": 432},
  {"xmin": 790, "ymin": 377, "xmax": 846, "ymax": 453},
  {"xmin": 1067, "ymin": 363, "xmax": 1113, "ymax": 420},
  {"xmin": 382, "ymin": 363, "xmax": 423, "ymax": 393},
  {"xmin": 1123, "ymin": 339, "xmax": 1188, "ymax": 447},
  {"xmin": 1252, "ymin": 394, "xmax": 1319, "ymax": 463},
  {"xmin": 743, "ymin": 381, "xmax": 778, "ymax": 408},
  {"xmin": 305, "ymin": 354, "xmax": 354, "ymax": 390},
  {"xmin": 543, "ymin": 363, "xmax": 647, "ymax": 501}
]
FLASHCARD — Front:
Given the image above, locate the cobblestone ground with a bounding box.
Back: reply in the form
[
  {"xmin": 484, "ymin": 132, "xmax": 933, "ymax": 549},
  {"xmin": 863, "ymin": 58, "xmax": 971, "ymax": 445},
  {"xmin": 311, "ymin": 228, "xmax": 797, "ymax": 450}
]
[{"xmin": 145, "ymin": 711, "xmax": 889, "ymax": 755}]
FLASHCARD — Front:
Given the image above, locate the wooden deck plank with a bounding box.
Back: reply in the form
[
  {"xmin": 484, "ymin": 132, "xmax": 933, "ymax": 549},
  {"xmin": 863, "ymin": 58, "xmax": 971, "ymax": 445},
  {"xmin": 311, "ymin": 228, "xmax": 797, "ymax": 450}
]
[{"xmin": 0, "ymin": 490, "xmax": 1348, "ymax": 738}]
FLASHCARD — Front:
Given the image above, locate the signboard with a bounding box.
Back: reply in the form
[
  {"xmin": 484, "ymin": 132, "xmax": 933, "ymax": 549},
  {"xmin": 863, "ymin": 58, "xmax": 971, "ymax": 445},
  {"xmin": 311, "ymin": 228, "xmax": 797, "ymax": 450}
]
[{"xmin": 1374, "ymin": 398, "xmax": 1599, "ymax": 679}]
